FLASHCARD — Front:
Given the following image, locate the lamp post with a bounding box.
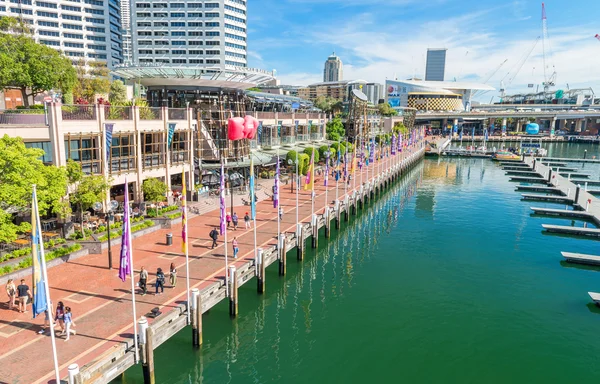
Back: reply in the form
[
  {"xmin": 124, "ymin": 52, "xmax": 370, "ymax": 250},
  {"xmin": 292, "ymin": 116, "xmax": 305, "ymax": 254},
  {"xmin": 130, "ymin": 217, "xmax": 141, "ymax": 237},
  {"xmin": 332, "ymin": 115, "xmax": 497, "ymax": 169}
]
[
  {"xmin": 95, "ymin": 200, "xmax": 119, "ymax": 269},
  {"xmin": 287, "ymin": 157, "xmax": 299, "ymax": 230}
]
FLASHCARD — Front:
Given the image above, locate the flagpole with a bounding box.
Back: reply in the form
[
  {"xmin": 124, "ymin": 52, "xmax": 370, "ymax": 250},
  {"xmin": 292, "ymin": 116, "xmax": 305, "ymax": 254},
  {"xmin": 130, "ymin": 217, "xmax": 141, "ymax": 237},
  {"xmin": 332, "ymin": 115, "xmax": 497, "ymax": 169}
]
[
  {"xmin": 221, "ymin": 159, "xmax": 229, "ymax": 297},
  {"xmin": 182, "ymin": 171, "xmax": 190, "ymax": 324},
  {"xmin": 250, "ymin": 157, "xmax": 258, "ymax": 276},
  {"xmin": 276, "ymin": 148, "xmax": 280, "ymax": 259},
  {"xmin": 295, "ymin": 153, "xmax": 299, "ymax": 235},
  {"xmin": 32, "ymin": 185, "xmax": 60, "ymax": 384},
  {"xmin": 122, "ymin": 178, "xmax": 139, "ymax": 362}
]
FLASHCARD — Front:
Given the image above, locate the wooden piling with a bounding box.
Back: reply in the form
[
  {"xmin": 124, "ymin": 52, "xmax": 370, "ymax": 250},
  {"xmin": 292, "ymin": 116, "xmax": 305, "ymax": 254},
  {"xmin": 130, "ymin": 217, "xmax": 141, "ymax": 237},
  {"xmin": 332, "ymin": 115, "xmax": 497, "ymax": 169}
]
[
  {"xmin": 336, "ymin": 203, "xmax": 341, "ymax": 229},
  {"xmin": 191, "ymin": 288, "xmax": 200, "ymax": 347},
  {"xmin": 229, "ymin": 266, "xmax": 238, "ymax": 317},
  {"xmin": 297, "ymin": 224, "xmax": 304, "ymax": 261},
  {"xmin": 195, "ymin": 292, "xmax": 203, "ymax": 346},
  {"xmin": 143, "ymin": 326, "xmax": 155, "ymax": 384},
  {"xmin": 311, "ymin": 214, "xmax": 318, "ymax": 248},
  {"xmin": 257, "ymin": 249, "xmax": 265, "ymax": 293},
  {"xmin": 325, "ymin": 209, "xmax": 331, "ymax": 238},
  {"xmin": 279, "ymin": 235, "xmax": 287, "ymax": 276}
]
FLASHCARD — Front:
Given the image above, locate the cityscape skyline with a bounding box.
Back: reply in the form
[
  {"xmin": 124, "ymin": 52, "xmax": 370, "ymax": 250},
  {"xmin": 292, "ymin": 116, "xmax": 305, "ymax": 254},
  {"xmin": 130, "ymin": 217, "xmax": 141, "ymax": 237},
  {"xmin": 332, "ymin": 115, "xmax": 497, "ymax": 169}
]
[{"xmin": 247, "ymin": 0, "xmax": 600, "ymax": 101}]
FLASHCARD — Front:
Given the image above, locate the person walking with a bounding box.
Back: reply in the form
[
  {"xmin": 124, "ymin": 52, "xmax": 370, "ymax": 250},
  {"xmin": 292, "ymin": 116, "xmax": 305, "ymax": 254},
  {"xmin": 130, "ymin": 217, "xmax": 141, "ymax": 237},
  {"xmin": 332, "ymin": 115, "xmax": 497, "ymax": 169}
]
[
  {"xmin": 155, "ymin": 268, "xmax": 165, "ymax": 295},
  {"xmin": 16, "ymin": 279, "xmax": 31, "ymax": 313},
  {"xmin": 5, "ymin": 279, "xmax": 16, "ymax": 310},
  {"xmin": 232, "ymin": 237, "xmax": 239, "ymax": 259},
  {"xmin": 210, "ymin": 227, "xmax": 219, "ymax": 249},
  {"xmin": 55, "ymin": 301, "xmax": 65, "ymax": 335},
  {"xmin": 226, "ymin": 214, "xmax": 232, "ymax": 228},
  {"xmin": 169, "ymin": 263, "xmax": 177, "ymax": 287},
  {"xmin": 139, "ymin": 266, "xmax": 148, "ymax": 295},
  {"xmin": 38, "ymin": 305, "xmax": 53, "ymax": 335},
  {"xmin": 244, "ymin": 212, "xmax": 251, "ymax": 229},
  {"xmin": 232, "ymin": 212, "xmax": 239, "ymax": 230},
  {"xmin": 279, "ymin": 206, "xmax": 284, "ymax": 221},
  {"xmin": 63, "ymin": 306, "xmax": 76, "ymax": 341}
]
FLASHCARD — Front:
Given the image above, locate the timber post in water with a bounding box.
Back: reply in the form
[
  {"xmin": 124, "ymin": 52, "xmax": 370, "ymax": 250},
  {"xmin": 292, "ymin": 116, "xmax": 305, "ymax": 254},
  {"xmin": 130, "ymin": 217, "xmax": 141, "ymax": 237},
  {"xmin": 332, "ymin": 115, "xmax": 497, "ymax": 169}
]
[
  {"xmin": 344, "ymin": 196, "xmax": 350, "ymax": 221},
  {"xmin": 297, "ymin": 224, "xmax": 304, "ymax": 261},
  {"xmin": 229, "ymin": 265, "xmax": 238, "ymax": 317},
  {"xmin": 191, "ymin": 288, "xmax": 201, "ymax": 347},
  {"xmin": 311, "ymin": 214, "xmax": 319, "ymax": 248},
  {"xmin": 68, "ymin": 363, "xmax": 83, "ymax": 384},
  {"xmin": 257, "ymin": 248, "xmax": 265, "ymax": 293},
  {"xmin": 279, "ymin": 234, "xmax": 287, "ymax": 276},
  {"xmin": 335, "ymin": 201, "xmax": 341, "ymax": 229},
  {"xmin": 325, "ymin": 208, "xmax": 331, "ymax": 238},
  {"xmin": 139, "ymin": 318, "xmax": 155, "ymax": 384}
]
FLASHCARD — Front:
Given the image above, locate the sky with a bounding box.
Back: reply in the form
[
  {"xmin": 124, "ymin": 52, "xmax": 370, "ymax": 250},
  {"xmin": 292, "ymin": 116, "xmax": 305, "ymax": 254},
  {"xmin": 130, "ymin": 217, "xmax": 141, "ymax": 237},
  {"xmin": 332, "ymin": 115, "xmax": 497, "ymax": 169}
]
[{"xmin": 246, "ymin": 0, "xmax": 600, "ymax": 102}]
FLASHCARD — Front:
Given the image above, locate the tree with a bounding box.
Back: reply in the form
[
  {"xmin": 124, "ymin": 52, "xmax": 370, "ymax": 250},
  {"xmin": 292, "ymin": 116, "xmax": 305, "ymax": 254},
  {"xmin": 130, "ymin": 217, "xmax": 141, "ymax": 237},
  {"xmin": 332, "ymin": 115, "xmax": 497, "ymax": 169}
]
[
  {"xmin": 246, "ymin": 87, "xmax": 261, "ymax": 92},
  {"xmin": 303, "ymin": 147, "xmax": 320, "ymax": 163},
  {"xmin": 73, "ymin": 59, "xmax": 110, "ymax": 103},
  {"xmin": 69, "ymin": 164, "xmax": 111, "ymax": 225},
  {"xmin": 0, "ymin": 135, "xmax": 68, "ymax": 243},
  {"xmin": 318, "ymin": 145, "xmax": 331, "ymax": 161},
  {"xmin": 298, "ymin": 153, "xmax": 310, "ymax": 175},
  {"xmin": 142, "ymin": 178, "xmax": 168, "ymax": 204},
  {"xmin": 315, "ymin": 95, "xmax": 343, "ymax": 113},
  {"xmin": 393, "ymin": 122, "xmax": 408, "ymax": 135},
  {"xmin": 109, "ymin": 80, "xmax": 128, "ymax": 105},
  {"xmin": 378, "ymin": 102, "xmax": 398, "ymax": 117},
  {"xmin": 326, "ymin": 117, "xmax": 345, "ymax": 141},
  {"xmin": 0, "ymin": 17, "xmax": 76, "ymax": 107}
]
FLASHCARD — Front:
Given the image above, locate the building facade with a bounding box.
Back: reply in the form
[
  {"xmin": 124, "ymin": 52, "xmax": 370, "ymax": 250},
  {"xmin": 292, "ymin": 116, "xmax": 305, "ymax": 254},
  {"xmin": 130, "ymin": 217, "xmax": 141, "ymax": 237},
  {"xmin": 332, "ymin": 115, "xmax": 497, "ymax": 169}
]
[
  {"xmin": 129, "ymin": 0, "xmax": 247, "ymax": 69},
  {"xmin": 120, "ymin": 0, "xmax": 133, "ymax": 64},
  {"xmin": 425, "ymin": 48, "xmax": 447, "ymax": 82},
  {"xmin": 323, "ymin": 52, "xmax": 343, "ymax": 82},
  {"xmin": 298, "ymin": 80, "xmax": 367, "ymax": 103},
  {"xmin": 0, "ymin": 0, "xmax": 123, "ymax": 69}
]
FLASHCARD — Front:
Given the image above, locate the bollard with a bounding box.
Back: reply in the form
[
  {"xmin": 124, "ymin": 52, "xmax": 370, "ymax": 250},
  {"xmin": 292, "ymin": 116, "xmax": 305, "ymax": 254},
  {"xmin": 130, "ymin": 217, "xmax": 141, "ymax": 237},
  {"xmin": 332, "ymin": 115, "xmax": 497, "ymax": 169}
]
[
  {"xmin": 257, "ymin": 249, "xmax": 265, "ymax": 293},
  {"xmin": 311, "ymin": 214, "xmax": 318, "ymax": 249},
  {"xmin": 191, "ymin": 288, "xmax": 200, "ymax": 347},
  {"xmin": 584, "ymin": 149, "xmax": 587, "ymax": 159},
  {"xmin": 229, "ymin": 265, "xmax": 238, "ymax": 317},
  {"xmin": 68, "ymin": 363, "xmax": 82, "ymax": 384},
  {"xmin": 586, "ymin": 199, "xmax": 591, "ymax": 212},
  {"xmin": 279, "ymin": 234, "xmax": 287, "ymax": 276},
  {"xmin": 575, "ymin": 185, "xmax": 581, "ymax": 205},
  {"xmin": 547, "ymin": 169, "xmax": 552, "ymax": 183},
  {"xmin": 166, "ymin": 233, "xmax": 172, "ymax": 246},
  {"xmin": 344, "ymin": 196, "xmax": 350, "ymax": 221},
  {"xmin": 297, "ymin": 224, "xmax": 304, "ymax": 261}
]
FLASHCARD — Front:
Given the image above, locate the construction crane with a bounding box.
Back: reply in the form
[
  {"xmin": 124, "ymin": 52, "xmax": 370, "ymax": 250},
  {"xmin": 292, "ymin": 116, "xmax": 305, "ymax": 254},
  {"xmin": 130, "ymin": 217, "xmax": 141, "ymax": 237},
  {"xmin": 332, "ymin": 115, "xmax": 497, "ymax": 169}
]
[
  {"xmin": 541, "ymin": 2, "xmax": 557, "ymax": 92},
  {"xmin": 470, "ymin": 59, "xmax": 507, "ymax": 99},
  {"xmin": 499, "ymin": 37, "xmax": 540, "ymax": 99},
  {"xmin": 595, "ymin": 34, "xmax": 600, "ymax": 42}
]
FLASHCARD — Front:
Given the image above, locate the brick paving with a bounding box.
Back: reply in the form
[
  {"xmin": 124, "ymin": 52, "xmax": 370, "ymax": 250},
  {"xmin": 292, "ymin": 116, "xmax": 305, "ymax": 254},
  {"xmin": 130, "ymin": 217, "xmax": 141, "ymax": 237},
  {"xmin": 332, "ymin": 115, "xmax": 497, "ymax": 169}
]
[{"xmin": 0, "ymin": 146, "xmax": 420, "ymax": 384}]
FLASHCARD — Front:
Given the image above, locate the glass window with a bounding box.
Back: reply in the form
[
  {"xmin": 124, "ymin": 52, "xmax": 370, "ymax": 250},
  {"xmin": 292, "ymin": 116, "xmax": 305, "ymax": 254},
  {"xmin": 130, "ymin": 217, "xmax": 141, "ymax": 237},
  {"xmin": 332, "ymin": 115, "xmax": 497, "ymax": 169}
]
[
  {"xmin": 37, "ymin": 1, "xmax": 58, "ymax": 8},
  {"xmin": 25, "ymin": 142, "xmax": 53, "ymax": 163}
]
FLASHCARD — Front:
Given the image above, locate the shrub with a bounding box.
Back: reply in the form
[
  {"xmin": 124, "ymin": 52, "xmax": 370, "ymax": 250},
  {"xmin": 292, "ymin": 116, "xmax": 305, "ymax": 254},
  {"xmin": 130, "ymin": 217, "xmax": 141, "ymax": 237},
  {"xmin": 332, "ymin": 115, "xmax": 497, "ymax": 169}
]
[
  {"xmin": 303, "ymin": 147, "xmax": 320, "ymax": 163},
  {"xmin": 298, "ymin": 153, "xmax": 310, "ymax": 175},
  {"xmin": 286, "ymin": 150, "xmax": 298, "ymax": 164},
  {"xmin": 166, "ymin": 212, "xmax": 182, "ymax": 219},
  {"xmin": 318, "ymin": 145, "xmax": 331, "ymax": 160}
]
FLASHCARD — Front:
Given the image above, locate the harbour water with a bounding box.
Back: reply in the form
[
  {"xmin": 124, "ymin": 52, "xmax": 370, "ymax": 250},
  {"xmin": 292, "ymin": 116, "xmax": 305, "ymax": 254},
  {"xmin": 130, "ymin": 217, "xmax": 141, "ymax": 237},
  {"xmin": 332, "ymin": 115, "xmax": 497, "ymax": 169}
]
[{"xmin": 116, "ymin": 155, "xmax": 600, "ymax": 383}]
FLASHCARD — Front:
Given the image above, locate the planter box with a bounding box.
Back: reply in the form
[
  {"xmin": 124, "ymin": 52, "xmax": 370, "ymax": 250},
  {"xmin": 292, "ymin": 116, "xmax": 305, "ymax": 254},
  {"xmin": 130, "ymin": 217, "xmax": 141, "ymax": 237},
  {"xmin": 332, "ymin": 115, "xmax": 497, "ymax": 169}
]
[
  {"xmin": 0, "ymin": 247, "xmax": 89, "ymax": 285},
  {"xmin": 81, "ymin": 223, "xmax": 162, "ymax": 255},
  {"xmin": 153, "ymin": 216, "xmax": 182, "ymax": 229}
]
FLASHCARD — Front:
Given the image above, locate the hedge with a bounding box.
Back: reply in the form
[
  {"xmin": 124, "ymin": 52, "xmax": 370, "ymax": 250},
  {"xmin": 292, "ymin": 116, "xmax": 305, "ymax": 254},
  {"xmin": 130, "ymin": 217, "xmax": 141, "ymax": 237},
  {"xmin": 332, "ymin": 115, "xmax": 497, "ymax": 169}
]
[
  {"xmin": 97, "ymin": 220, "xmax": 155, "ymax": 242},
  {"xmin": 1, "ymin": 243, "xmax": 83, "ymax": 276}
]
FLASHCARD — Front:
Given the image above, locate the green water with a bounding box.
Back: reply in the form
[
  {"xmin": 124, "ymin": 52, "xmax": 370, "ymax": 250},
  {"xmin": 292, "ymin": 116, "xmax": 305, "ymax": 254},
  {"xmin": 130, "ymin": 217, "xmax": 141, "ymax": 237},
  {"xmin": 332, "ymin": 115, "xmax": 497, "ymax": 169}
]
[{"xmin": 117, "ymin": 157, "xmax": 600, "ymax": 384}]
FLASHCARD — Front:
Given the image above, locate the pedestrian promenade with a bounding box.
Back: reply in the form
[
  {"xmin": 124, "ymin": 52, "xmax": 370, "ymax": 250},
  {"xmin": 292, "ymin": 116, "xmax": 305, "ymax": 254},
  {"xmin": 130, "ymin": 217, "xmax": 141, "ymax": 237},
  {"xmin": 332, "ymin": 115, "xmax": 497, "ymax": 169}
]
[{"xmin": 0, "ymin": 144, "xmax": 422, "ymax": 384}]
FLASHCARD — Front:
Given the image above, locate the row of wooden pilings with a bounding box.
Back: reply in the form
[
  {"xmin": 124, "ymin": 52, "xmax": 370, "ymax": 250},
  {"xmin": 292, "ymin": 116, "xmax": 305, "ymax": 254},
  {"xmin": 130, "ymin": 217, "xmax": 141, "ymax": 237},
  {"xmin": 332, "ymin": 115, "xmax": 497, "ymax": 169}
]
[{"xmin": 68, "ymin": 147, "xmax": 425, "ymax": 384}]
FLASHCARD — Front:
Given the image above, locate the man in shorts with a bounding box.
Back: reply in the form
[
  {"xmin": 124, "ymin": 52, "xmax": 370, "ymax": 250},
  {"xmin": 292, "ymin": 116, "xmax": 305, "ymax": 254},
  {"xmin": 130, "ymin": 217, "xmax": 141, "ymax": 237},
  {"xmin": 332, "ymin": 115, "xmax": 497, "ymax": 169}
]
[{"xmin": 16, "ymin": 279, "xmax": 31, "ymax": 313}]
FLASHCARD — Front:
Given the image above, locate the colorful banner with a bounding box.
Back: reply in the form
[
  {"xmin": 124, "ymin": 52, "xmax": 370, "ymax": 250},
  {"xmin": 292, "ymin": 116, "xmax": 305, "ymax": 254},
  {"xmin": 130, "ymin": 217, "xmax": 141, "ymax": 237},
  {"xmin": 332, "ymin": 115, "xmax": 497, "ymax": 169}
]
[
  {"xmin": 181, "ymin": 170, "xmax": 187, "ymax": 254},
  {"xmin": 459, "ymin": 129, "xmax": 463, "ymax": 141},
  {"xmin": 391, "ymin": 134, "xmax": 396, "ymax": 155},
  {"xmin": 472, "ymin": 127, "xmax": 475, "ymax": 139},
  {"xmin": 304, "ymin": 150, "xmax": 314, "ymax": 191},
  {"xmin": 31, "ymin": 189, "xmax": 47, "ymax": 318},
  {"xmin": 369, "ymin": 139, "xmax": 375, "ymax": 164},
  {"xmin": 220, "ymin": 162, "xmax": 226, "ymax": 235},
  {"xmin": 398, "ymin": 133, "xmax": 402, "ymax": 152},
  {"xmin": 294, "ymin": 120, "xmax": 299, "ymax": 136},
  {"xmin": 484, "ymin": 128, "xmax": 489, "ymax": 141},
  {"xmin": 336, "ymin": 146, "xmax": 341, "ymax": 181},
  {"xmin": 119, "ymin": 179, "xmax": 132, "ymax": 282},
  {"xmin": 105, "ymin": 123, "xmax": 114, "ymax": 161},
  {"xmin": 273, "ymin": 157, "xmax": 280, "ymax": 208},
  {"xmin": 324, "ymin": 152, "xmax": 329, "ymax": 187},
  {"xmin": 277, "ymin": 121, "xmax": 282, "ymax": 138},
  {"xmin": 249, "ymin": 157, "xmax": 256, "ymax": 220},
  {"xmin": 308, "ymin": 120, "xmax": 313, "ymax": 132},
  {"xmin": 168, "ymin": 123, "xmax": 176, "ymax": 147},
  {"xmin": 343, "ymin": 146, "xmax": 348, "ymax": 178},
  {"xmin": 257, "ymin": 121, "xmax": 263, "ymax": 142}
]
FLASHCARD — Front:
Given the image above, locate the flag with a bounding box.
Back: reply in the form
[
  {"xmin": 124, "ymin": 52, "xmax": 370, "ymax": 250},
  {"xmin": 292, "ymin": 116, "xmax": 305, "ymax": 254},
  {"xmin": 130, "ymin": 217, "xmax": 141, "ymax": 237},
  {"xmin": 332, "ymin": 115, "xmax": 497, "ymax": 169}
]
[
  {"xmin": 472, "ymin": 127, "xmax": 475, "ymax": 139},
  {"xmin": 274, "ymin": 156, "xmax": 280, "ymax": 208},
  {"xmin": 220, "ymin": 161, "xmax": 226, "ymax": 235},
  {"xmin": 257, "ymin": 122, "xmax": 263, "ymax": 142},
  {"xmin": 324, "ymin": 152, "xmax": 329, "ymax": 187},
  {"xmin": 459, "ymin": 129, "xmax": 463, "ymax": 141},
  {"xmin": 369, "ymin": 139, "xmax": 375, "ymax": 164},
  {"xmin": 350, "ymin": 151, "xmax": 357, "ymax": 174},
  {"xmin": 304, "ymin": 150, "xmax": 314, "ymax": 191},
  {"xmin": 181, "ymin": 170, "xmax": 187, "ymax": 254},
  {"xmin": 249, "ymin": 156, "xmax": 256, "ymax": 220},
  {"xmin": 343, "ymin": 146, "xmax": 348, "ymax": 178},
  {"xmin": 277, "ymin": 121, "xmax": 282, "ymax": 138},
  {"xmin": 484, "ymin": 128, "xmax": 489, "ymax": 141},
  {"xmin": 105, "ymin": 123, "xmax": 114, "ymax": 161},
  {"xmin": 294, "ymin": 120, "xmax": 299, "ymax": 137},
  {"xmin": 119, "ymin": 180, "xmax": 132, "ymax": 282},
  {"xmin": 335, "ymin": 146, "xmax": 341, "ymax": 181},
  {"xmin": 398, "ymin": 133, "xmax": 402, "ymax": 152},
  {"xmin": 168, "ymin": 123, "xmax": 176, "ymax": 147},
  {"xmin": 31, "ymin": 188, "xmax": 48, "ymax": 318},
  {"xmin": 391, "ymin": 134, "xmax": 396, "ymax": 155}
]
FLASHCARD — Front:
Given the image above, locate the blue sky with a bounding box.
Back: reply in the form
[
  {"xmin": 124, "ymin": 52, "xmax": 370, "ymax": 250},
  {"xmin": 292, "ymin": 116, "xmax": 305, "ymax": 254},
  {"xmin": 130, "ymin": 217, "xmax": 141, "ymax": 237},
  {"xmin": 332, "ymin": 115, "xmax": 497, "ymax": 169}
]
[{"xmin": 247, "ymin": 0, "xmax": 600, "ymax": 101}]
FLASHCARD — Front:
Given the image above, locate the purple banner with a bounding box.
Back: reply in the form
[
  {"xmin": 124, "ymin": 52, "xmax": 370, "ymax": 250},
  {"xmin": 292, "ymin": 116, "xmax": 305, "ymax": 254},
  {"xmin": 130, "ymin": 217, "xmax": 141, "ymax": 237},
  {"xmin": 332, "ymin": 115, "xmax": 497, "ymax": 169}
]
[
  {"xmin": 369, "ymin": 140, "xmax": 375, "ymax": 164},
  {"xmin": 391, "ymin": 135, "xmax": 396, "ymax": 156},
  {"xmin": 324, "ymin": 153, "xmax": 329, "ymax": 187},
  {"xmin": 343, "ymin": 148, "xmax": 348, "ymax": 178},
  {"xmin": 118, "ymin": 179, "xmax": 131, "ymax": 282},
  {"xmin": 219, "ymin": 162, "xmax": 226, "ymax": 235},
  {"xmin": 398, "ymin": 133, "xmax": 403, "ymax": 152},
  {"xmin": 273, "ymin": 158, "xmax": 279, "ymax": 208}
]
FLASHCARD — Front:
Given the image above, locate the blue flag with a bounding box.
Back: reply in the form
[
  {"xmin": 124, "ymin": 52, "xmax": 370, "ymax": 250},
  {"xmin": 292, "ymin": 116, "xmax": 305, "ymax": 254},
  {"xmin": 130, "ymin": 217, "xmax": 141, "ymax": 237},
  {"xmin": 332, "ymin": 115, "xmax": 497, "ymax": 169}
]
[
  {"xmin": 105, "ymin": 123, "xmax": 114, "ymax": 161},
  {"xmin": 472, "ymin": 127, "xmax": 475, "ymax": 139},
  {"xmin": 31, "ymin": 188, "xmax": 48, "ymax": 318},
  {"xmin": 484, "ymin": 128, "xmax": 489, "ymax": 141}
]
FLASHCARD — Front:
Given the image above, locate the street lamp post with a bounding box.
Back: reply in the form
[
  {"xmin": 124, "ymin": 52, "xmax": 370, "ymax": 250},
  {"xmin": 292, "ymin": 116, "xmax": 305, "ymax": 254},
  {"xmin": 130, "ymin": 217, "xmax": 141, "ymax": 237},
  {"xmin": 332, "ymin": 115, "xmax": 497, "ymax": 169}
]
[
  {"xmin": 324, "ymin": 150, "xmax": 332, "ymax": 215},
  {"xmin": 95, "ymin": 200, "xmax": 119, "ymax": 269},
  {"xmin": 288, "ymin": 157, "xmax": 299, "ymax": 231}
]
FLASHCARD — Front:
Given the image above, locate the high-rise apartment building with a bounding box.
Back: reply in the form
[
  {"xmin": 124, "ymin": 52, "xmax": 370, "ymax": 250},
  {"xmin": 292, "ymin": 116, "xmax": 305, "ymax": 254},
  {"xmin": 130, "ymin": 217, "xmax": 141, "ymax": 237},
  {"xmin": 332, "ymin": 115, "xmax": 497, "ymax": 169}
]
[
  {"xmin": 323, "ymin": 52, "xmax": 343, "ymax": 82},
  {"xmin": 120, "ymin": 0, "xmax": 133, "ymax": 64},
  {"xmin": 425, "ymin": 48, "xmax": 447, "ymax": 81},
  {"xmin": 0, "ymin": 0, "xmax": 123, "ymax": 69},
  {"xmin": 129, "ymin": 0, "xmax": 247, "ymax": 69}
]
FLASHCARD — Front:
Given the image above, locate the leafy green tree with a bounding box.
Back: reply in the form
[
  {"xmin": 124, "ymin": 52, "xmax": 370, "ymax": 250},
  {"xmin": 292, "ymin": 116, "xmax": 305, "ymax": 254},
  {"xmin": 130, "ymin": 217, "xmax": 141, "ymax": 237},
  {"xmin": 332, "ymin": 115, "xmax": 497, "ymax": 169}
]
[
  {"xmin": 69, "ymin": 168, "xmax": 111, "ymax": 225},
  {"xmin": 109, "ymin": 80, "xmax": 128, "ymax": 105},
  {"xmin": 0, "ymin": 17, "xmax": 76, "ymax": 107},
  {"xmin": 142, "ymin": 178, "xmax": 167, "ymax": 204},
  {"xmin": 0, "ymin": 135, "xmax": 68, "ymax": 243},
  {"xmin": 73, "ymin": 60, "xmax": 110, "ymax": 103},
  {"xmin": 303, "ymin": 147, "xmax": 320, "ymax": 163},
  {"xmin": 393, "ymin": 122, "xmax": 408, "ymax": 135},
  {"xmin": 318, "ymin": 145, "xmax": 331, "ymax": 161},
  {"xmin": 315, "ymin": 96, "xmax": 343, "ymax": 113},
  {"xmin": 378, "ymin": 102, "xmax": 398, "ymax": 116},
  {"xmin": 326, "ymin": 117, "xmax": 345, "ymax": 141},
  {"xmin": 298, "ymin": 153, "xmax": 310, "ymax": 175}
]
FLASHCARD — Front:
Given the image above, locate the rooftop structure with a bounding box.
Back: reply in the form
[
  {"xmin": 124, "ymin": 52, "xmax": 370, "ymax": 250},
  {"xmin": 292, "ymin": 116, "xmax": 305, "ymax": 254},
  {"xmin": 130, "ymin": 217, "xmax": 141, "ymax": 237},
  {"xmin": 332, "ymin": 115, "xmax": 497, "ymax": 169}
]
[
  {"xmin": 323, "ymin": 52, "xmax": 343, "ymax": 82},
  {"xmin": 298, "ymin": 80, "xmax": 369, "ymax": 103}
]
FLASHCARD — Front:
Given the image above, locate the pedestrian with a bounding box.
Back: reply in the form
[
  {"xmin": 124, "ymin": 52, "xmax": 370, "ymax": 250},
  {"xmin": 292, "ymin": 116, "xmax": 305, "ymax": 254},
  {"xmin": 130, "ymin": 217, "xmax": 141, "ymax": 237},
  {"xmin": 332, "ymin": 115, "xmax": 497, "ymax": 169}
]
[
  {"xmin": 5, "ymin": 278, "xmax": 16, "ymax": 310},
  {"xmin": 169, "ymin": 262, "xmax": 177, "ymax": 287},
  {"xmin": 16, "ymin": 279, "xmax": 31, "ymax": 313},
  {"xmin": 226, "ymin": 213, "xmax": 232, "ymax": 228},
  {"xmin": 232, "ymin": 212, "xmax": 238, "ymax": 230},
  {"xmin": 254, "ymin": 193, "xmax": 258, "ymax": 202},
  {"xmin": 279, "ymin": 206, "xmax": 284, "ymax": 220},
  {"xmin": 139, "ymin": 266, "xmax": 148, "ymax": 295},
  {"xmin": 244, "ymin": 212, "xmax": 251, "ymax": 229},
  {"xmin": 38, "ymin": 305, "xmax": 53, "ymax": 335},
  {"xmin": 210, "ymin": 227, "xmax": 219, "ymax": 249},
  {"xmin": 232, "ymin": 237, "xmax": 239, "ymax": 259},
  {"xmin": 155, "ymin": 268, "xmax": 165, "ymax": 295},
  {"xmin": 55, "ymin": 301, "xmax": 65, "ymax": 335},
  {"xmin": 63, "ymin": 306, "xmax": 76, "ymax": 341}
]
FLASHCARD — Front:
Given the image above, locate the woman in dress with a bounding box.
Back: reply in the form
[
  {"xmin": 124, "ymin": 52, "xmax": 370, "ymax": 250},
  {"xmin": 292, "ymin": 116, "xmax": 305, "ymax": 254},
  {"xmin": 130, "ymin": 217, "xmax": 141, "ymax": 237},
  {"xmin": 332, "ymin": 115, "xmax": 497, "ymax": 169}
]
[
  {"xmin": 169, "ymin": 263, "xmax": 177, "ymax": 287},
  {"xmin": 5, "ymin": 279, "xmax": 16, "ymax": 310}
]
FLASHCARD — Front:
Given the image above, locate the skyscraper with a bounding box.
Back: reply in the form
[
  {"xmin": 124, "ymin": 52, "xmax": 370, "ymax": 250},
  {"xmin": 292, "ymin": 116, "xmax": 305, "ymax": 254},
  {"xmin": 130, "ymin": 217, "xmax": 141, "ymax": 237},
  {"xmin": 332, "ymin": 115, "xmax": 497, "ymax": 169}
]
[
  {"xmin": 425, "ymin": 48, "xmax": 447, "ymax": 81},
  {"xmin": 121, "ymin": 0, "xmax": 133, "ymax": 64},
  {"xmin": 0, "ymin": 0, "xmax": 123, "ymax": 69},
  {"xmin": 130, "ymin": 0, "xmax": 247, "ymax": 69},
  {"xmin": 323, "ymin": 52, "xmax": 343, "ymax": 82}
]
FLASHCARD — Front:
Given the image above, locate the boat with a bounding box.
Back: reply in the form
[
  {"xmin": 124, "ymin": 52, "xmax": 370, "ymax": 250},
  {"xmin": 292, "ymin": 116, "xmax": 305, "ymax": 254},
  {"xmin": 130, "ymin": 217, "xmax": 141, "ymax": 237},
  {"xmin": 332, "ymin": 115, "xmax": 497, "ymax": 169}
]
[{"xmin": 493, "ymin": 150, "xmax": 521, "ymax": 161}]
